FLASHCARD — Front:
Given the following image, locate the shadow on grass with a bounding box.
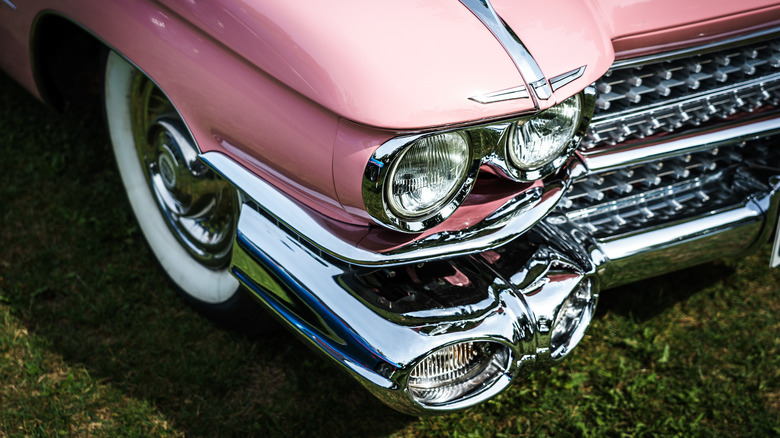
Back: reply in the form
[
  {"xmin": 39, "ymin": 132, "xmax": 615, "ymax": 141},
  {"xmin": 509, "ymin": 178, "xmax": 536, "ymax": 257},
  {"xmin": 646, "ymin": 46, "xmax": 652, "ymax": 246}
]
[
  {"xmin": 0, "ymin": 71, "xmax": 411, "ymax": 437},
  {"xmin": 4, "ymin": 67, "xmax": 769, "ymax": 438},
  {"xmin": 596, "ymin": 262, "xmax": 735, "ymax": 322}
]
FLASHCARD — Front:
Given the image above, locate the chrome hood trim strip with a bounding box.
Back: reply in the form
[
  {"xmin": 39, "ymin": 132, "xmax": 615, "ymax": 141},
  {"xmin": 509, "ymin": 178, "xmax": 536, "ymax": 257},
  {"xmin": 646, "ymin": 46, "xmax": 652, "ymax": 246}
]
[{"xmin": 459, "ymin": 0, "xmax": 550, "ymax": 103}]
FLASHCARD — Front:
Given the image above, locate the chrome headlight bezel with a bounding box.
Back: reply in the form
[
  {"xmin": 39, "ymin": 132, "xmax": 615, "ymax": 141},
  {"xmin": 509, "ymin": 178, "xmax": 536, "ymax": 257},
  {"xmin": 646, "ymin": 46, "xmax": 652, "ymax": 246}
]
[
  {"xmin": 489, "ymin": 88, "xmax": 595, "ymax": 181},
  {"xmin": 361, "ymin": 89, "xmax": 594, "ymax": 233},
  {"xmin": 362, "ymin": 131, "xmax": 481, "ymax": 233}
]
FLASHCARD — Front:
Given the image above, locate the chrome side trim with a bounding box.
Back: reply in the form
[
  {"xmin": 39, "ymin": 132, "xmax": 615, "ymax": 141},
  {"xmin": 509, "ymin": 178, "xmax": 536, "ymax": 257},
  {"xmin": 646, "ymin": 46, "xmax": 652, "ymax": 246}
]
[
  {"xmin": 469, "ymin": 85, "xmax": 529, "ymax": 104},
  {"xmin": 530, "ymin": 79, "xmax": 553, "ymax": 101},
  {"xmin": 203, "ymin": 150, "xmax": 578, "ymax": 266},
  {"xmin": 2, "ymin": 0, "xmax": 16, "ymax": 11},
  {"xmin": 459, "ymin": 0, "xmax": 548, "ymax": 103},
  {"xmin": 581, "ymin": 115, "xmax": 780, "ymax": 173},
  {"xmin": 550, "ymin": 66, "xmax": 587, "ymax": 92}
]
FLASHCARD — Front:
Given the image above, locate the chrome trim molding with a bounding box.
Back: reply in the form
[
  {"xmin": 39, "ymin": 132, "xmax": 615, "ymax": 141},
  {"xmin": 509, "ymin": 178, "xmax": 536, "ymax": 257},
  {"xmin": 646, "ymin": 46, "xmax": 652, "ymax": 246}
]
[
  {"xmin": 596, "ymin": 202, "xmax": 766, "ymax": 288},
  {"xmin": 203, "ymin": 149, "xmax": 579, "ymax": 267},
  {"xmin": 230, "ymin": 201, "xmax": 598, "ymax": 413},
  {"xmin": 530, "ymin": 78, "xmax": 553, "ymax": 101},
  {"xmin": 459, "ymin": 0, "xmax": 548, "ymax": 103},
  {"xmin": 550, "ymin": 66, "xmax": 587, "ymax": 92},
  {"xmin": 469, "ymin": 85, "xmax": 529, "ymax": 104},
  {"xmin": 582, "ymin": 114, "xmax": 780, "ymax": 173},
  {"xmin": 1, "ymin": 0, "xmax": 16, "ymax": 11},
  {"xmin": 361, "ymin": 90, "xmax": 595, "ymax": 234},
  {"xmin": 470, "ymin": 65, "xmax": 585, "ymax": 104},
  {"xmin": 612, "ymin": 27, "xmax": 780, "ymax": 70}
]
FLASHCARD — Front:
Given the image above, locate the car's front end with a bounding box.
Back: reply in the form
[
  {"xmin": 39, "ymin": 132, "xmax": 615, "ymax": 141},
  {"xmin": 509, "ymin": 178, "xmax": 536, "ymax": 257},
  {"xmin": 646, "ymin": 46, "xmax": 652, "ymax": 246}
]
[
  {"xmin": 2, "ymin": 0, "xmax": 779, "ymax": 416},
  {"xmin": 200, "ymin": 8, "xmax": 780, "ymax": 413}
]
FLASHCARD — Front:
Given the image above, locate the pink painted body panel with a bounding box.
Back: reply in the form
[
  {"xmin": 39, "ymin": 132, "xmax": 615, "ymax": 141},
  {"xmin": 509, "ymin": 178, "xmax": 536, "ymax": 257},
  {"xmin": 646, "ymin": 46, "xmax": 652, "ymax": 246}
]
[
  {"xmin": 491, "ymin": 0, "xmax": 615, "ymax": 106},
  {"xmin": 156, "ymin": 0, "xmax": 532, "ymax": 130},
  {"xmin": 594, "ymin": 0, "xmax": 780, "ymax": 41},
  {"xmin": 3, "ymin": 0, "xmax": 780, "ymax": 238},
  {"xmin": 1, "ymin": 0, "xmax": 362, "ymax": 225},
  {"xmin": 610, "ymin": 6, "xmax": 780, "ymax": 58}
]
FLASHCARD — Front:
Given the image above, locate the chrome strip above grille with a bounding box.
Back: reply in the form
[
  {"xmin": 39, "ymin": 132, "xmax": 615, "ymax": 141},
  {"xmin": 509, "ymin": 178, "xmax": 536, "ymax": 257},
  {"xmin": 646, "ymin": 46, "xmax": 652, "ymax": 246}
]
[
  {"xmin": 612, "ymin": 28, "xmax": 780, "ymax": 70},
  {"xmin": 583, "ymin": 113, "xmax": 780, "ymax": 172}
]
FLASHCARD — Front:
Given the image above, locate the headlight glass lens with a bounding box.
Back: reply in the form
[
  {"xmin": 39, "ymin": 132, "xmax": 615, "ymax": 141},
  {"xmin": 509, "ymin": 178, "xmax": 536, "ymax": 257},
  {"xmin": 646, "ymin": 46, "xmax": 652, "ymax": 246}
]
[
  {"xmin": 386, "ymin": 132, "xmax": 471, "ymax": 219},
  {"xmin": 508, "ymin": 94, "xmax": 581, "ymax": 170},
  {"xmin": 409, "ymin": 341, "xmax": 509, "ymax": 406}
]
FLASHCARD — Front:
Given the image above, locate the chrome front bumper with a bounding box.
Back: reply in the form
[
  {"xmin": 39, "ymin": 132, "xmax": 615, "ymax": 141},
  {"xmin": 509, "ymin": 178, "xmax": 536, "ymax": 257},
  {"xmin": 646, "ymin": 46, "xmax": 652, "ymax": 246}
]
[{"xmin": 200, "ymin": 116, "xmax": 780, "ymax": 414}]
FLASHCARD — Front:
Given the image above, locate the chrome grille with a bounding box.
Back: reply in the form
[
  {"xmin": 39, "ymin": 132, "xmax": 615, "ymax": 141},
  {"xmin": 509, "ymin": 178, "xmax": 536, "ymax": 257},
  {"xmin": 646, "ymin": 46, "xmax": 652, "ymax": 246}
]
[
  {"xmin": 559, "ymin": 136, "xmax": 779, "ymax": 239},
  {"xmin": 584, "ymin": 37, "xmax": 780, "ymax": 148}
]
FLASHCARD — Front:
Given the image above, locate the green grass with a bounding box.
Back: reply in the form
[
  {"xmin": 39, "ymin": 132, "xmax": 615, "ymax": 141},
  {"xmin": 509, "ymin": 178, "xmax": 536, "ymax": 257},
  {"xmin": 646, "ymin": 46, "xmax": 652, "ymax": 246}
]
[{"xmin": 1, "ymin": 71, "xmax": 779, "ymax": 437}]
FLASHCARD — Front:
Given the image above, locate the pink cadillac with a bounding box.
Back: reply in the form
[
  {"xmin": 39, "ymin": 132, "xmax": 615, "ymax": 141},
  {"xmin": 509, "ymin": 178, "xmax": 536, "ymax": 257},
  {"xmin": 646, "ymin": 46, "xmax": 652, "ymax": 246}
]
[{"xmin": 2, "ymin": 0, "xmax": 779, "ymax": 413}]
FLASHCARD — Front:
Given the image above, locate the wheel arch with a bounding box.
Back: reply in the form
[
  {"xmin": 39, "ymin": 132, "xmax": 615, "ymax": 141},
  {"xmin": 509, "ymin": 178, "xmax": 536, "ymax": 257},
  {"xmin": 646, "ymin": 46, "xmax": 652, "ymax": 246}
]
[{"xmin": 31, "ymin": 13, "xmax": 105, "ymax": 112}]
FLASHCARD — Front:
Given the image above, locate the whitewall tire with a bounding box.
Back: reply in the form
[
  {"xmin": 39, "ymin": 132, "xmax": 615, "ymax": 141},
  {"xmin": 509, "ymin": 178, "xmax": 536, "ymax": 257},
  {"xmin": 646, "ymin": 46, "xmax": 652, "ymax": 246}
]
[{"xmin": 104, "ymin": 51, "xmax": 272, "ymax": 332}]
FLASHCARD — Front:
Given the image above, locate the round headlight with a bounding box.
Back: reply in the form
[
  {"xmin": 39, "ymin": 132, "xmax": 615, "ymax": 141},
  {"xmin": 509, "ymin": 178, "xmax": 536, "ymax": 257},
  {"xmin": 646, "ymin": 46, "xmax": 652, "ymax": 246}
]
[
  {"xmin": 507, "ymin": 94, "xmax": 581, "ymax": 170},
  {"xmin": 386, "ymin": 131, "xmax": 471, "ymax": 219},
  {"xmin": 408, "ymin": 341, "xmax": 510, "ymax": 406}
]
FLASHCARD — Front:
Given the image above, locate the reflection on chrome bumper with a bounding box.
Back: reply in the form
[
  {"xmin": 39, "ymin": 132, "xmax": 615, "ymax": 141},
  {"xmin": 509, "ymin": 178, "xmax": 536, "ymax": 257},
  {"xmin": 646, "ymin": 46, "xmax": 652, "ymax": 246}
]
[
  {"xmin": 230, "ymin": 204, "xmax": 596, "ymax": 413},
  {"xmin": 200, "ymin": 121, "xmax": 780, "ymax": 413}
]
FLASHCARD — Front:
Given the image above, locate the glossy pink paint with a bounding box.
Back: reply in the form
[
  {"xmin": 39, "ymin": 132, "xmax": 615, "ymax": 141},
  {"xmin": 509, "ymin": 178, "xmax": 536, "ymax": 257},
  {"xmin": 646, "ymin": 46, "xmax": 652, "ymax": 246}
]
[
  {"xmin": 593, "ymin": 0, "xmax": 780, "ymax": 42},
  {"xmin": 156, "ymin": 0, "xmax": 533, "ymax": 130},
  {"xmin": 611, "ymin": 6, "xmax": 780, "ymax": 59},
  {"xmin": 491, "ymin": 0, "xmax": 615, "ymax": 107},
  {"xmin": 2, "ymin": 0, "xmax": 361, "ymax": 224},
  {"xmin": 3, "ymin": 0, "xmax": 780, "ymax": 237}
]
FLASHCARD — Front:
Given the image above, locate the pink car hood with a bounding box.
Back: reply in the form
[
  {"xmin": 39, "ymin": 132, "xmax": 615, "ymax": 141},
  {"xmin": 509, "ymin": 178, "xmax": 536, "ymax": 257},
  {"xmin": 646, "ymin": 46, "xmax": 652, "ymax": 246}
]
[{"xmin": 161, "ymin": 0, "xmax": 780, "ymax": 130}]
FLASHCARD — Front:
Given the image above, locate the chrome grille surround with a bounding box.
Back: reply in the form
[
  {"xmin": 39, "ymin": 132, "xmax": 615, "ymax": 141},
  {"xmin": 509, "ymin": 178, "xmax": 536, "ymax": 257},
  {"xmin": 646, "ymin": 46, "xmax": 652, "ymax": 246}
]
[{"xmin": 584, "ymin": 31, "xmax": 780, "ymax": 148}]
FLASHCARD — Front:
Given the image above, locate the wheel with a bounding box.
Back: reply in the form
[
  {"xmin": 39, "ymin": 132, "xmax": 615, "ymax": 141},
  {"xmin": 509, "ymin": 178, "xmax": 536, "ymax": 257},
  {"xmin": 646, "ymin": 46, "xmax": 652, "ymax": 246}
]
[{"xmin": 103, "ymin": 50, "xmax": 274, "ymax": 333}]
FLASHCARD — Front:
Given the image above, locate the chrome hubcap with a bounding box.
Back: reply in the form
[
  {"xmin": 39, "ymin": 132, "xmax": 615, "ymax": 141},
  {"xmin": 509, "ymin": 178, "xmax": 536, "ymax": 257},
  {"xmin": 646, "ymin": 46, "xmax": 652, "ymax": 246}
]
[{"xmin": 131, "ymin": 77, "xmax": 237, "ymax": 267}]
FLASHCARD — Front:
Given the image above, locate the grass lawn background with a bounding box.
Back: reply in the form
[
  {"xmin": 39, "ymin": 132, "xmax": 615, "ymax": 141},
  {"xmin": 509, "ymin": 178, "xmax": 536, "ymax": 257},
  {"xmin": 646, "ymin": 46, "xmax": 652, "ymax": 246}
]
[{"xmin": 1, "ymin": 71, "xmax": 778, "ymax": 437}]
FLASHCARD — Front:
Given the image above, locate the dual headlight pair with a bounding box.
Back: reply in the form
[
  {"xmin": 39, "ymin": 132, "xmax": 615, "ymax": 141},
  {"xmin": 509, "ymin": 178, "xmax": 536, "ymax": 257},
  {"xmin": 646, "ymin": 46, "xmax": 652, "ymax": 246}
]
[{"xmin": 363, "ymin": 91, "xmax": 594, "ymax": 232}]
